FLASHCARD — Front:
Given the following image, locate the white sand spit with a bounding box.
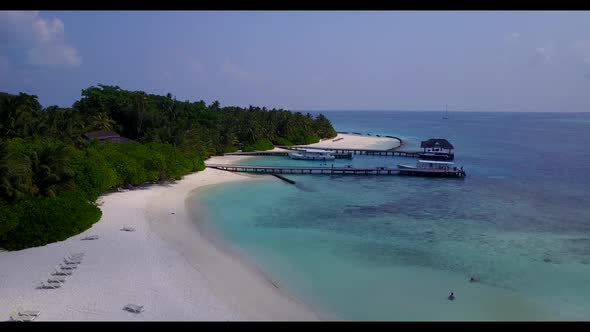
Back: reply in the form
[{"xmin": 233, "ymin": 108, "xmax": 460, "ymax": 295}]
[{"xmin": 300, "ymin": 133, "xmax": 400, "ymax": 150}]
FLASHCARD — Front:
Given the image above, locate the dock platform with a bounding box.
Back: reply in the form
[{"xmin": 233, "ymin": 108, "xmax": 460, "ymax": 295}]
[
  {"xmin": 275, "ymin": 146, "xmax": 420, "ymax": 158},
  {"xmin": 224, "ymin": 150, "xmax": 353, "ymax": 159},
  {"xmin": 206, "ymin": 164, "xmax": 466, "ymax": 178}
]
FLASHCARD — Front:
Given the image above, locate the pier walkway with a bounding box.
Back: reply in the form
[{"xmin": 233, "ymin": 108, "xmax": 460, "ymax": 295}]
[
  {"xmin": 225, "ymin": 147, "xmax": 420, "ymax": 158},
  {"xmin": 224, "ymin": 149, "xmax": 354, "ymax": 159},
  {"xmin": 283, "ymin": 146, "xmax": 421, "ymax": 158},
  {"xmin": 206, "ymin": 164, "xmax": 466, "ymax": 178}
]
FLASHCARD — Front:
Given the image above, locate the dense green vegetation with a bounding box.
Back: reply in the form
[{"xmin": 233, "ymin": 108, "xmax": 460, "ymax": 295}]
[
  {"xmin": 243, "ymin": 139, "xmax": 275, "ymax": 152},
  {"xmin": 0, "ymin": 86, "xmax": 336, "ymax": 250}
]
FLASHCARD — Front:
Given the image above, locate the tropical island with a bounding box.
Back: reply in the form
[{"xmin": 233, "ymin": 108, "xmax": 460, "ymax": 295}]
[
  {"xmin": 3, "ymin": 10, "xmax": 588, "ymax": 322},
  {"xmin": 0, "ymin": 85, "xmax": 337, "ymax": 251},
  {"xmin": 0, "ymin": 84, "xmax": 407, "ymax": 321}
]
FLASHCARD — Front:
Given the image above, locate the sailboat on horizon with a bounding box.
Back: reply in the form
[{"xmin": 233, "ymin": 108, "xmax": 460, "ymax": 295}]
[{"xmin": 442, "ymin": 105, "xmax": 450, "ymax": 119}]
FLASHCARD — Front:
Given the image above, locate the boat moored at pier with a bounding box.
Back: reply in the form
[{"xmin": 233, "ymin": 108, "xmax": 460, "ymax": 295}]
[
  {"xmin": 288, "ymin": 148, "xmax": 336, "ymax": 161},
  {"xmin": 397, "ymin": 160, "xmax": 465, "ymax": 177}
]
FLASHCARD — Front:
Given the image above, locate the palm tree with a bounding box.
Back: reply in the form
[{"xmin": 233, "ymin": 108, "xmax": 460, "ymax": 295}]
[
  {"xmin": 0, "ymin": 142, "xmax": 33, "ymax": 200},
  {"xmin": 135, "ymin": 93, "xmax": 148, "ymax": 140},
  {"xmin": 29, "ymin": 144, "xmax": 75, "ymax": 198},
  {"xmin": 88, "ymin": 112, "xmax": 115, "ymax": 131},
  {"xmin": 0, "ymin": 94, "xmax": 43, "ymax": 138}
]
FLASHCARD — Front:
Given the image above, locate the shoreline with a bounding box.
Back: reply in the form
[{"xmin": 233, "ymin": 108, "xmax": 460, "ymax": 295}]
[
  {"xmin": 303, "ymin": 133, "xmax": 401, "ymax": 151},
  {"xmin": 186, "ymin": 183, "xmax": 340, "ymax": 321},
  {"xmin": 0, "ymin": 133, "xmax": 397, "ymax": 321},
  {"xmin": 0, "ymin": 154, "xmax": 319, "ymax": 321},
  {"xmin": 146, "ymin": 165, "xmax": 321, "ymax": 321},
  {"xmin": 0, "ymin": 171, "xmax": 246, "ymax": 320}
]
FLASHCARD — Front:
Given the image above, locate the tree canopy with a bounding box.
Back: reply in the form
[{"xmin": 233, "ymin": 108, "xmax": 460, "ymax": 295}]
[{"xmin": 0, "ymin": 85, "xmax": 337, "ymax": 249}]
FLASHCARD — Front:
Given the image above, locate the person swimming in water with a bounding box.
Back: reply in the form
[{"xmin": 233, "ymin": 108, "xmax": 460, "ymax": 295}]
[
  {"xmin": 470, "ymin": 277, "xmax": 479, "ymax": 283},
  {"xmin": 448, "ymin": 292, "xmax": 455, "ymax": 301}
]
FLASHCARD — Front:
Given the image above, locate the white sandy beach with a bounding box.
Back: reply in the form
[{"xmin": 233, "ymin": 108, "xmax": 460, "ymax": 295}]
[
  {"xmin": 0, "ymin": 134, "xmax": 393, "ymax": 321},
  {"xmin": 0, "ymin": 155, "xmax": 317, "ymax": 321},
  {"xmin": 302, "ymin": 133, "xmax": 401, "ymax": 150}
]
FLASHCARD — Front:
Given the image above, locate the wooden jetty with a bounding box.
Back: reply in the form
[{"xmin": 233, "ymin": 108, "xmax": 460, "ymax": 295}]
[
  {"xmin": 225, "ymin": 136, "xmax": 454, "ymax": 161},
  {"xmin": 226, "ymin": 147, "xmax": 418, "ymax": 158},
  {"xmin": 225, "ymin": 150, "xmax": 353, "ymax": 159},
  {"xmin": 278, "ymin": 146, "xmax": 420, "ymax": 158},
  {"xmin": 206, "ymin": 164, "xmax": 466, "ymax": 178},
  {"xmin": 225, "ymin": 151, "xmax": 290, "ymax": 157},
  {"xmin": 271, "ymin": 173, "xmax": 296, "ymax": 184}
]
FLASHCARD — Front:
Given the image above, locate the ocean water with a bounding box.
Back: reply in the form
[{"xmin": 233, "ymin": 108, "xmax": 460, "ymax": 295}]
[{"xmin": 189, "ymin": 111, "xmax": 590, "ymax": 320}]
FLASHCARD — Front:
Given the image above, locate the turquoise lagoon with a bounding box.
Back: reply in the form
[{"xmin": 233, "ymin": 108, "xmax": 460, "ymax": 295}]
[{"xmin": 190, "ymin": 111, "xmax": 590, "ymax": 320}]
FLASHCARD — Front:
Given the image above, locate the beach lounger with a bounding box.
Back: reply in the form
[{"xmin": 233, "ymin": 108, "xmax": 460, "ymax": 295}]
[
  {"xmin": 65, "ymin": 253, "xmax": 84, "ymax": 259},
  {"xmin": 65, "ymin": 254, "xmax": 84, "ymax": 261},
  {"xmin": 53, "ymin": 267, "xmax": 73, "ymax": 276},
  {"xmin": 123, "ymin": 304, "xmax": 144, "ymax": 313},
  {"xmin": 48, "ymin": 276, "xmax": 67, "ymax": 283},
  {"xmin": 9, "ymin": 311, "xmax": 36, "ymax": 322},
  {"xmin": 120, "ymin": 226, "xmax": 136, "ymax": 232},
  {"xmin": 62, "ymin": 259, "xmax": 81, "ymax": 265},
  {"xmin": 81, "ymin": 235, "xmax": 99, "ymax": 240},
  {"xmin": 16, "ymin": 306, "xmax": 41, "ymax": 318},
  {"xmin": 63, "ymin": 258, "xmax": 82, "ymax": 265},
  {"xmin": 39, "ymin": 281, "xmax": 61, "ymax": 289},
  {"xmin": 59, "ymin": 264, "xmax": 76, "ymax": 270},
  {"xmin": 64, "ymin": 255, "xmax": 84, "ymax": 262}
]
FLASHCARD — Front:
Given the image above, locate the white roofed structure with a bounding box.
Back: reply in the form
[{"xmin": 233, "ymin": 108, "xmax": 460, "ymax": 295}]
[
  {"xmin": 299, "ymin": 148, "xmax": 332, "ymax": 154},
  {"xmin": 417, "ymin": 160, "xmax": 455, "ymax": 165}
]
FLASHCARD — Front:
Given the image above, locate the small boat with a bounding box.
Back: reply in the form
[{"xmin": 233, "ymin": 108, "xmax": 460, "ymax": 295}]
[
  {"xmin": 442, "ymin": 104, "xmax": 450, "ymax": 119},
  {"xmin": 417, "ymin": 151, "xmax": 454, "ymax": 161},
  {"xmin": 288, "ymin": 148, "xmax": 336, "ymax": 161},
  {"xmin": 397, "ymin": 164, "xmax": 417, "ymax": 169},
  {"xmin": 398, "ymin": 160, "xmax": 466, "ymax": 178},
  {"xmin": 416, "ymin": 160, "xmax": 457, "ymax": 170}
]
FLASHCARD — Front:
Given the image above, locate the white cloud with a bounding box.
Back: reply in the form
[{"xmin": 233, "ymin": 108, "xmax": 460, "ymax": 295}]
[
  {"xmin": 0, "ymin": 55, "xmax": 34, "ymax": 87},
  {"xmin": 32, "ymin": 16, "xmax": 64, "ymax": 44},
  {"xmin": 223, "ymin": 58, "xmax": 248, "ymax": 81},
  {"xmin": 187, "ymin": 58, "xmax": 202, "ymax": 73},
  {"xmin": 506, "ymin": 32, "xmax": 520, "ymax": 43},
  {"xmin": 0, "ymin": 55, "xmax": 10, "ymax": 72},
  {"xmin": 571, "ymin": 40, "xmax": 590, "ymax": 80},
  {"xmin": 0, "ymin": 55, "xmax": 11, "ymax": 84},
  {"xmin": 222, "ymin": 58, "xmax": 263, "ymax": 84},
  {"xmin": 572, "ymin": 40, "xmax": 590, "ymax": 65},
  {"xmin": 310, "ymin": 75, "xmax": 325, "ymax": 84},
  {"xmin": 573, "ymin": 40, "xmax": 586, "ymax": 48},
  {"xmin": 27, "ymin": 44, "xmax": 81, "ymax": 67},
  {"xmin": 0, "ymin": 11, "xmax": 81, "ymax": 68},
  {"xmin": 308, "ymin": 75, "xmax": 327, "ymax": 89},
  {"xmin": 533, "ymin": 46, "xmax": 553, "ymax": 64}
]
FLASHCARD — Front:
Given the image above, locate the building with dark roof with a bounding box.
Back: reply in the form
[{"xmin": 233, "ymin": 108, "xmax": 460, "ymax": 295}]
[
  {"xmin": 83, "ymin": 130, "xmax": 134, "ymax": 144},
  {"xmin": 419, "ymin": 138, "xmax": 454, "ymax": 160},
  {"xmin": 420, "ymin": 138, "xmax": 454, "ymax": 150}
]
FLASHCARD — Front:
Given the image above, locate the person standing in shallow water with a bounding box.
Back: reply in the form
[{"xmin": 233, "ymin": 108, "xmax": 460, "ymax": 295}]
[{"xmin": 448, "ymin": 292, "xmax": 455, "ymax": 301}]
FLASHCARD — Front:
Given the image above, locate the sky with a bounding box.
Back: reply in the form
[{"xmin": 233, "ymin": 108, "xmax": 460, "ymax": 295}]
[{"xmin": 0, "ymin": 11, "xmax": 589, "ymax": 112}]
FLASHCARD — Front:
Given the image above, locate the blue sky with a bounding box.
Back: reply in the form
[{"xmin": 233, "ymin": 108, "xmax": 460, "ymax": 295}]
[{"xmin": 0, "ymin": 11, "xmax": 589, "ymax": 111}]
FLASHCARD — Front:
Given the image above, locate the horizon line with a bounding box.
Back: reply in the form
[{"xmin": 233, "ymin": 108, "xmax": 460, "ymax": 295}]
[{"xmin": 296, "ymin": 109, "xmax": 590, "ymax": 113}]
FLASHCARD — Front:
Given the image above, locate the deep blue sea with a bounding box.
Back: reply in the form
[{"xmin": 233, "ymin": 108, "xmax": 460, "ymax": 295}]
[{"xmin": 190, "ymin": 111, "xmax": 590, "ymax": 320}]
